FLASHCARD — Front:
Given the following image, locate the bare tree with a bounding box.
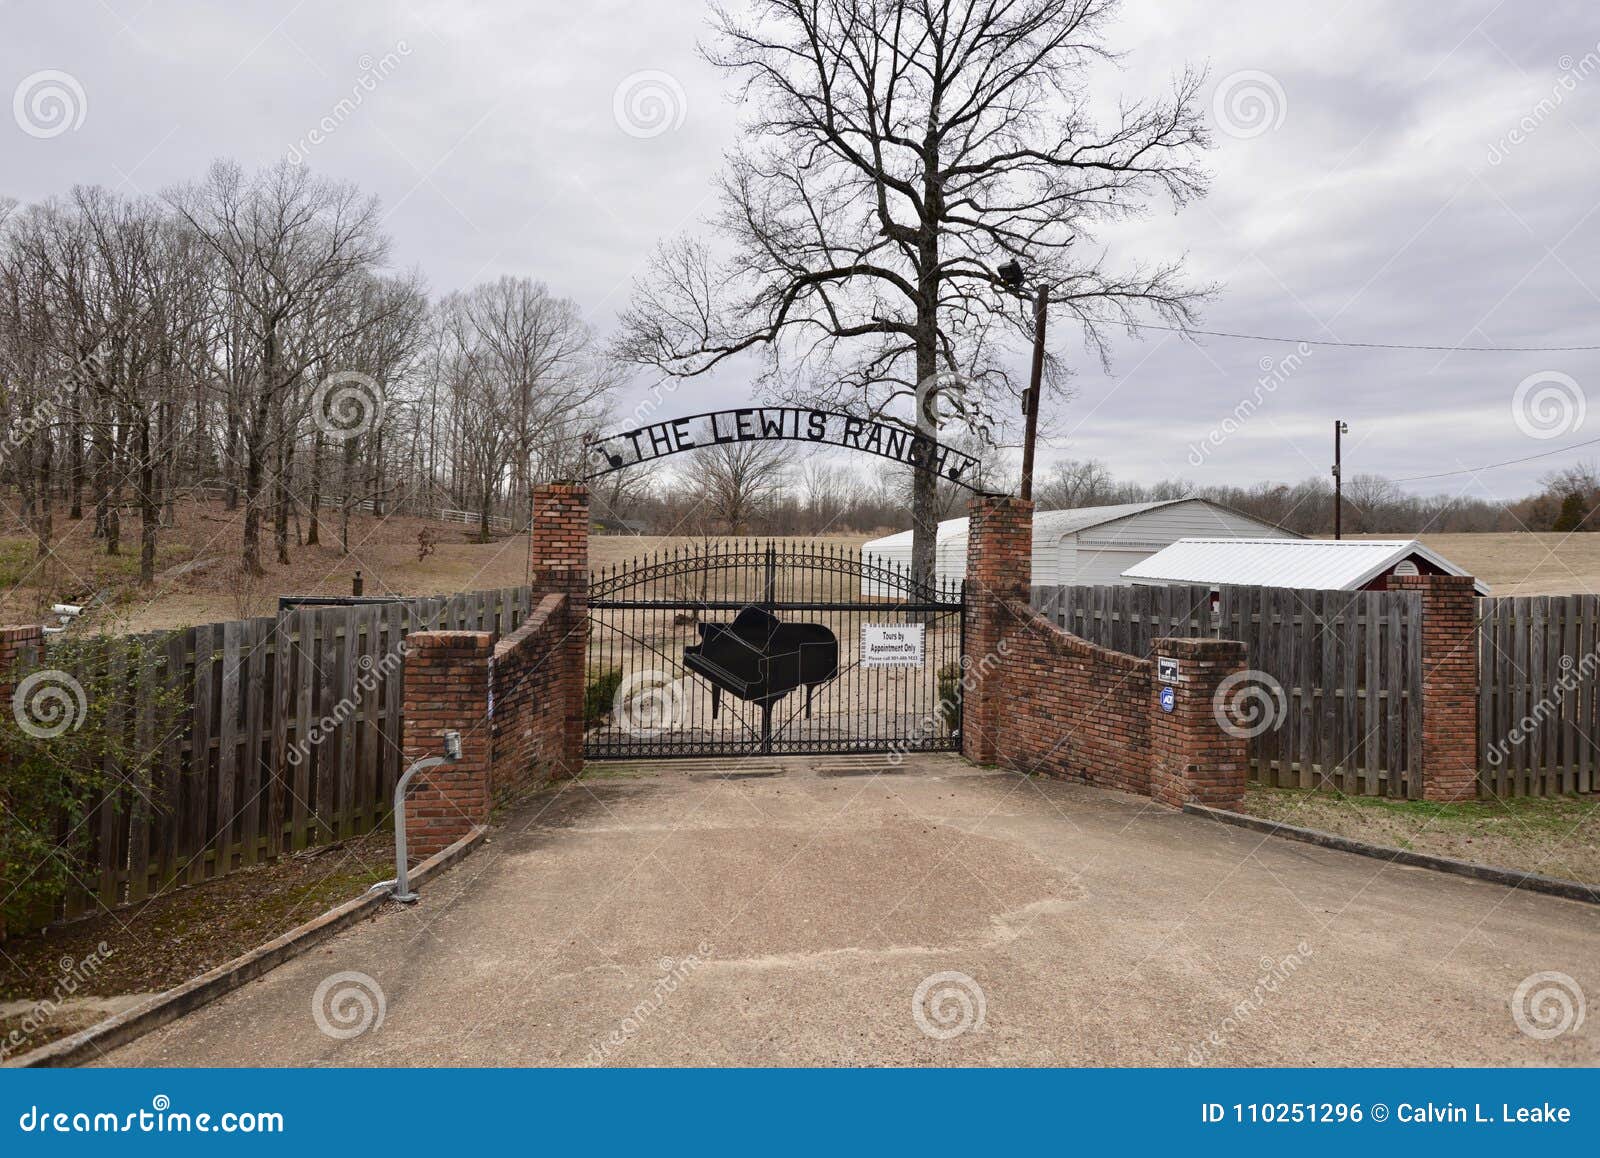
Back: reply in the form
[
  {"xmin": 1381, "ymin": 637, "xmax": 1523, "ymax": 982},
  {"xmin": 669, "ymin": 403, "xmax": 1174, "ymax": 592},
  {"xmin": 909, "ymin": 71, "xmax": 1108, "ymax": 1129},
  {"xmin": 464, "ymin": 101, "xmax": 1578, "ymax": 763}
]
[
  {"xmin": 616, "ymin": 0, "xmax": 1213, "ymax": 583},
  {"xmin": 688, "ymin": 439, "xmax": 791, "ymax": 533},
  {"xmin": 167, "ymin": 160, "xmax": 390, "ymax": 574}
]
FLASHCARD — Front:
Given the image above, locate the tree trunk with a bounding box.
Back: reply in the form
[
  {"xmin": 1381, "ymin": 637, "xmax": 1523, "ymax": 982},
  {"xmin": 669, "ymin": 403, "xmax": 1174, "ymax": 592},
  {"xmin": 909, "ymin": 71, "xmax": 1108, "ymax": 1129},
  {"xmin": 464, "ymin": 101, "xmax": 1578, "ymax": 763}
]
[
  {"xmin": 307, "ymin": 432, "xmax": 322, "ymax": 545},
  {"xmin": 139, "ymin": 415, "xmax": 157, "ymax": 585}
]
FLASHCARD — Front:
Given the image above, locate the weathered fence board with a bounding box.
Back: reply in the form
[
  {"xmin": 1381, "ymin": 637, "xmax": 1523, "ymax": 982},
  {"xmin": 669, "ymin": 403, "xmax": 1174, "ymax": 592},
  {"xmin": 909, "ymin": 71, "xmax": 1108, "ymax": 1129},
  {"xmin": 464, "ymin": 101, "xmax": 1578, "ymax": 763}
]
[
  {"xmin": 32, "ymin": 586, "xmax": 532, "ymax": 928},
  {"xmin": 1031, "ymin": 582, "xmax": 1424, "ymax": 797},
  {"xmin": 1478, "ymin": 593, "xmax": 1600, "ymax": 797}
]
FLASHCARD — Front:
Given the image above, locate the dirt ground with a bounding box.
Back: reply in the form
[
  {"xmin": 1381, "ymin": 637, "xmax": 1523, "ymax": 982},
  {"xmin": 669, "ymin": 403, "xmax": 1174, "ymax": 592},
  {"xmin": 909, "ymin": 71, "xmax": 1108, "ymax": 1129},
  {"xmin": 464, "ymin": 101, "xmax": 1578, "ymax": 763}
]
[
  {"xmin": 0, "ymin": 831, "xmax": 391, "ymax": 1060},
  {"xmin": 0, "ymin": 496, "xmax": 870, "ymax": 633},
  {"xmin": 1237, "ymin": 785, "xmax": 1600, "ymax": 886}
]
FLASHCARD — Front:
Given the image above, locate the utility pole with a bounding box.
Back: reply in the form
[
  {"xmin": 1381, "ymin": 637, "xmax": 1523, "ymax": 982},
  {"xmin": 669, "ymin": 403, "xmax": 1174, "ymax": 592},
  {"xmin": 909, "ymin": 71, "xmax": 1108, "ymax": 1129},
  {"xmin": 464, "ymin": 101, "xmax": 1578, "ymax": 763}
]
[
  {"xmin": 1019, "ymin": 285, "xmax": 1047, "ymax": 501},
  {"xmin": 997, "ymin": 259, "xmax": 1047, "ymax": 501},
  {"xmin": 1332, "ymin": 419, "xmax": 1349, "ymax": 539}
]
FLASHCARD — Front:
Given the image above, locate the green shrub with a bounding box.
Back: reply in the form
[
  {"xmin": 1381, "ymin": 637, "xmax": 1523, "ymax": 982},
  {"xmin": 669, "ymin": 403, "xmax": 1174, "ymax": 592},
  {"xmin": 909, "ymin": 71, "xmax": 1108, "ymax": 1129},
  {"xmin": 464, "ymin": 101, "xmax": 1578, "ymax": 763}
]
[
  {"xmin": 584, "ymin": 666, "xmax": 624, "ymax": 729},
  {"xmin": 2, "ymin": 634, "xmax": 185, "ymax": 931}
]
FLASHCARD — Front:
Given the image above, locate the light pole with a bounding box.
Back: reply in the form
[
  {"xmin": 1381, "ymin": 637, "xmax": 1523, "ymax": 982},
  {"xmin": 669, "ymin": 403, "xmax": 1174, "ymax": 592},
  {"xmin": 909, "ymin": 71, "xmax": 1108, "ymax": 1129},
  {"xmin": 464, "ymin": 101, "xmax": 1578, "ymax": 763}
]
[
  {"xmin": 1332, "ymin": 419, "xmax": 1349, "ymax": 540},
  {"xmin": 998, "ymin": 260, "xmax": 1047, "ymax": 501}
]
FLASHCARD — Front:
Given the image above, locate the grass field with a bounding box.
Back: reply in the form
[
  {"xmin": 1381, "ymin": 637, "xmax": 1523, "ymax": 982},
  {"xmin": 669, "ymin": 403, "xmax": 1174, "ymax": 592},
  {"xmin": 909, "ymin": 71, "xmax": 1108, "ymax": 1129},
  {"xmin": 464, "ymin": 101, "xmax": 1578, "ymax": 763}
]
[
  {"xmin": 4, "ymin": 494, "xmax": 1600, "ymax": 634},
  {"xmin": 1352, "ymin": 533, "xmax": 1600, "ymax": 596},
  {"xmin": 0, "ymin": 497, "xmax": 872, "ymax": 633}
]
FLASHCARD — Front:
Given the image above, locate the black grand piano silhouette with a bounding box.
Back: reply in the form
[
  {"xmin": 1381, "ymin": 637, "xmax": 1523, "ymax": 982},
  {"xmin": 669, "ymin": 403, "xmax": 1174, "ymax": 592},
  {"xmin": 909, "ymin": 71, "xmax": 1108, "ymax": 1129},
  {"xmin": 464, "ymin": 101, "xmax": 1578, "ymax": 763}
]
[{"xmin": 683, "ymin": 606, "xmax": 839, "ymax": 722}]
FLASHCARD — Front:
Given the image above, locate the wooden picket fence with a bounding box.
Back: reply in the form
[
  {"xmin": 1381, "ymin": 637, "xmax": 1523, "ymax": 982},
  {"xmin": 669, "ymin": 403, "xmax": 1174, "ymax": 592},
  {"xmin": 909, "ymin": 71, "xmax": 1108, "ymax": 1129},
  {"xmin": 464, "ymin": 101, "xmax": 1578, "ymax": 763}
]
[
  {"xmin": 41, "ymin": 586, "xmax": 533, "ymax": 925},
  {"xmin": 1031, "ymin": 583, "xmax": 1424, "ymax": 797},
  {"xmin": 1478, "ymin": 594, "xmax": 1600, "ymax": 797}
]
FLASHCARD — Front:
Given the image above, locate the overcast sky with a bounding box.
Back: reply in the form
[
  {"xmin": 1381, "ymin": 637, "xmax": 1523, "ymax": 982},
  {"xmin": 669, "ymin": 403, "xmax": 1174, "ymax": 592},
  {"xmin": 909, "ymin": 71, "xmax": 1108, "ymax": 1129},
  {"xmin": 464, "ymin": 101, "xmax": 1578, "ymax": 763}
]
[{"xmin": 5, "ymin": 0, "xmax": 1599, "ymax": 501}]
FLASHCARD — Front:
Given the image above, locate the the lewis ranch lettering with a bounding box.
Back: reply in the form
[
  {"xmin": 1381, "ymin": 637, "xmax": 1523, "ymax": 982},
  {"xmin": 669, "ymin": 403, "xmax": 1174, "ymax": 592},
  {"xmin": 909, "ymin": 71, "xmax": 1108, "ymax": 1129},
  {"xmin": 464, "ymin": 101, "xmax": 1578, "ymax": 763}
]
[{"xmin": 583, "ymin": 407, "xmax": 993, "ymax": 494}]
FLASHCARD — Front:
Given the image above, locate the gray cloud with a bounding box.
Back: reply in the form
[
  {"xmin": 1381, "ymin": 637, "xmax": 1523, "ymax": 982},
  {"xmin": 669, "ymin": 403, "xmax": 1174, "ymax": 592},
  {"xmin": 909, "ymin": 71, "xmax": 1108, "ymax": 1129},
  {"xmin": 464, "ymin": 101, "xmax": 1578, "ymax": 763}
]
[{"xmin": 4, "ymin": 0, "xmax": 1599, "ymax": 500}]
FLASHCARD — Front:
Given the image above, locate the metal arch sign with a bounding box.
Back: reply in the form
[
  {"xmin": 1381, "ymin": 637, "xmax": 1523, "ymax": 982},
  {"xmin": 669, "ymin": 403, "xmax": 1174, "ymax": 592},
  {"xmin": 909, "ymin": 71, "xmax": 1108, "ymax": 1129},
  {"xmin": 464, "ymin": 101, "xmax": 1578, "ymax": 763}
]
[{"xmin": 582, "ymin": 407, "xmax": 996, "ymax": 494}]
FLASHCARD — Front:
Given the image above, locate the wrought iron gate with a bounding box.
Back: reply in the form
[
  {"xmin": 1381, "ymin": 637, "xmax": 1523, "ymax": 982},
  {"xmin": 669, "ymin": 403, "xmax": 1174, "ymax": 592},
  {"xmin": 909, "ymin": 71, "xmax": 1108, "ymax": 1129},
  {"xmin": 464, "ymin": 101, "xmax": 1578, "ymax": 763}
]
[{"xmin": 586, "ymin": 542, "xmax": 964, "ymax": 759}]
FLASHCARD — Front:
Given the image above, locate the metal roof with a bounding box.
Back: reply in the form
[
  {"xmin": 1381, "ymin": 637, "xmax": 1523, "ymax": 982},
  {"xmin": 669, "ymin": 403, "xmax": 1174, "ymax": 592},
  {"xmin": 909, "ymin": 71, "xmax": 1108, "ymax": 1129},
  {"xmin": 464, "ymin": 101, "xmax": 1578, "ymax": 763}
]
[
  {"xmin": 1120, "ymin": 538, "xmax": 1489, "ymax": 595},
  {"xmin": 863, "ymin": 499, "xmax": 1217, "ymax": 549}
]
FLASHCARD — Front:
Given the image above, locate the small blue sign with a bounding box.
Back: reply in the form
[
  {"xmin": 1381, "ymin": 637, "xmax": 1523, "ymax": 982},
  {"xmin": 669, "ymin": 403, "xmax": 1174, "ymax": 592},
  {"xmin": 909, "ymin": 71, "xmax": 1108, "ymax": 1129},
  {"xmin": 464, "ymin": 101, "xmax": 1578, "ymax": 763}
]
[{"xmin": 1159, "ymin": 685, "xmax": 1175, "ymax": 713}]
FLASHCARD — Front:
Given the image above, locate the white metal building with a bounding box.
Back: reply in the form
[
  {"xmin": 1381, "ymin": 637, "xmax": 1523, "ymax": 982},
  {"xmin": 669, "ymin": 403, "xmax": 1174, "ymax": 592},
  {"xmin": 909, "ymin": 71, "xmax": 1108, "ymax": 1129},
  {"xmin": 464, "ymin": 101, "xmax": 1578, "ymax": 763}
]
[
  {"xmin": 1121, "ymin": 537, "xmax": 1490, "ymax": 594},
  {"xmin": 861, "ymin": 499, "xmax": 1295, "ymax": 592}
]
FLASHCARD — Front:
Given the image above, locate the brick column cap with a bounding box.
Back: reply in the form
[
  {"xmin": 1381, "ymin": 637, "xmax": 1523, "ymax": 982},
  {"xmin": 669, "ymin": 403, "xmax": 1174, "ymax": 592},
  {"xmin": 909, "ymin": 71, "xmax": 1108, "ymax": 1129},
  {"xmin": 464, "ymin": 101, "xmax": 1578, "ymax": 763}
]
[
  {"xmin": 405, "ymin": 630, "xmax": 493, "ymax": 651},
  {"xmin": 967, "ymin": 494, "xmax": 1034, "ymax": 515},
  {"xmin": 1152, "ymin": 636, "xmax": 1246, "ymax": 662},
  {"xmin": 1389, "ymin": 573, "xmax": 1478, "ymax": 592},
  {"xmin": 0, "ymin": 625, "xmax": 44, "ymax": 643}
]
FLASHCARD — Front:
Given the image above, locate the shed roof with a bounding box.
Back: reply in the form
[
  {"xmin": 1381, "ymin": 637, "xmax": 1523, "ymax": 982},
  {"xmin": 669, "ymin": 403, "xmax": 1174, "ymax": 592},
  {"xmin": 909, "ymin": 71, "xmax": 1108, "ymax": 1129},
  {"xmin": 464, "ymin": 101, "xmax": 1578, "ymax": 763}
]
[
  {"xmin": 863, "ymin": 498, "xmax": 1213, "ymax": 550},
  {"xmin": 1120, "ymin": 538, "xmax": 1489, "ymax": 595}
]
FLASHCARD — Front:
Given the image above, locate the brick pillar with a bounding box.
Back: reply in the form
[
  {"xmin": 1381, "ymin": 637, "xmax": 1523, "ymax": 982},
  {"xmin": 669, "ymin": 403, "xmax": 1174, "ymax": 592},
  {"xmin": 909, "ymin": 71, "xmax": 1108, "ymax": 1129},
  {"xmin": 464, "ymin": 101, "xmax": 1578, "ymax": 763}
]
[
  {"xmin": 1391, "ymin": 574, "xmax": 1479, "ymax": 801},
  {"xmin": 400, "ymin": 631, "xmax": 493, "ymax": 858},
  {"xmin": 962, "ymin": 496, "xmax": 1032, "ymax": 764},
  {"xmin": 0, "ymin": 625, "xmax": 44, "ymax": 941},
  {"xmin": 531, "ymin": 483, "xmax": 588, "ymax": 774},
  {"xmin": 1149, "ymin": 636, "xmax": 1249, "ymax": 809},
  {"xmin": 528, "ymin": 483, "xmax": 588, "ymax": 777}
]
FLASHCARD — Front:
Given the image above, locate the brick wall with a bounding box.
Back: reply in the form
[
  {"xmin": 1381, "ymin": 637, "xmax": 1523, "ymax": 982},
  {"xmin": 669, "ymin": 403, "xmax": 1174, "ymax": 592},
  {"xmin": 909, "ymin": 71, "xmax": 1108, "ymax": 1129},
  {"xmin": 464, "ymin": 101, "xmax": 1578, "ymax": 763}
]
[
  {"xmin": 962, "ymin": 496, "xmax": 1032, "ymax": 765},
  {"xmin": 962, "ymin": 501, "xmax": 1251, "ymax": 807},
  {"xmin": 1150, "ymin": 636, "xmax": 1250, "ymax": 808},
  {"xmin": 491, "ymin": 593, "xmax": 577, "ymax": 803},
  {"xmin": 1391, "ymin": 573, "xmax": 1479, "ymax": 801},
  {"xmin": 528, "ymin": 483, "xmax": 588, "ymax": 777},
  {"xmin": 399, "ymin": 631, "xmax": 494, "ymax": 858},
  {"xmin": 397, "ymin": 483, "xmax": 591, "ymax": 858},
  {"xmin": 994, "ymin": 598, "xmax": 1153, "ymax": 794}
]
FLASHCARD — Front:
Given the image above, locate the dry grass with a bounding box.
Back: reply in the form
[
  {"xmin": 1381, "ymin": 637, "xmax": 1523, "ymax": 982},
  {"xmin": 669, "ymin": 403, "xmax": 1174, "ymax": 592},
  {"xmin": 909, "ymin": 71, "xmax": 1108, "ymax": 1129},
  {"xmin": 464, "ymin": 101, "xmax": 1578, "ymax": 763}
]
[
  {"xmin": 1237, "ymin": 784, "xmax": 1600, "ymax": 886},
  {"xmin": 0, "ymin": 495, "xmax": 869, "ymax": 634},
  {"xmin": 1348, "ymin": 532, "xmax": 1600, "ymax": 597}
]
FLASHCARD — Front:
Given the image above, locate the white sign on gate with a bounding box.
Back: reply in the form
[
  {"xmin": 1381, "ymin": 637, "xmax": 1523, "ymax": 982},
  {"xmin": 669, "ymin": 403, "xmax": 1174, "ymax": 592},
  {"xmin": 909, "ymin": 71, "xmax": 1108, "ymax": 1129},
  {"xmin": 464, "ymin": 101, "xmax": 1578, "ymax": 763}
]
[{"xmin": 862, "ymin": 624, "xmax": 925, "ymax": 667}]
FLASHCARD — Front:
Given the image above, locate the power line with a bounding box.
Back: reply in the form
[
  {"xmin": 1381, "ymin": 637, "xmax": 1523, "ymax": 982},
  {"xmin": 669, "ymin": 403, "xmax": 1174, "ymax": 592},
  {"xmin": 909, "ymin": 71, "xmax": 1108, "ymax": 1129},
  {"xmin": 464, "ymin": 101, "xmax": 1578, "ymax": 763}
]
[
  {"xmin": 1132, "ymin": 322, "xmax": 1600, "ymax": 354},
  {"xmin": 1392, "ymin": 434, "xmax": 1600, "ymax": 483}
]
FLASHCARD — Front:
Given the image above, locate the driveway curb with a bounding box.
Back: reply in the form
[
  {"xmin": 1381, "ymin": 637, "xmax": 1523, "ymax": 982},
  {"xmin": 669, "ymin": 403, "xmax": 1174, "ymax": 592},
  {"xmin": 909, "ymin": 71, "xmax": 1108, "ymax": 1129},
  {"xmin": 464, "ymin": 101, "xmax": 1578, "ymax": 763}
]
[
  {"xmin": 1184, "ymin": 804, "xmax": 1599, "ymax": 906},
  {"xmin": 5, "ymin": 826, "xmax": 489, "ymax": 1068}
]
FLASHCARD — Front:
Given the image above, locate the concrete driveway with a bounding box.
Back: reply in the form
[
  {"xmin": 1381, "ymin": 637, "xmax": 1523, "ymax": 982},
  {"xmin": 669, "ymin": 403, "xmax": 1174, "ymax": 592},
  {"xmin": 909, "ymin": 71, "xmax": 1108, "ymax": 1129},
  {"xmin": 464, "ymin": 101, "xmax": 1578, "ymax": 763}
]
[{"xmin": 98, "ymin": 755, "xmax": 1598, "ymax": 1066}]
